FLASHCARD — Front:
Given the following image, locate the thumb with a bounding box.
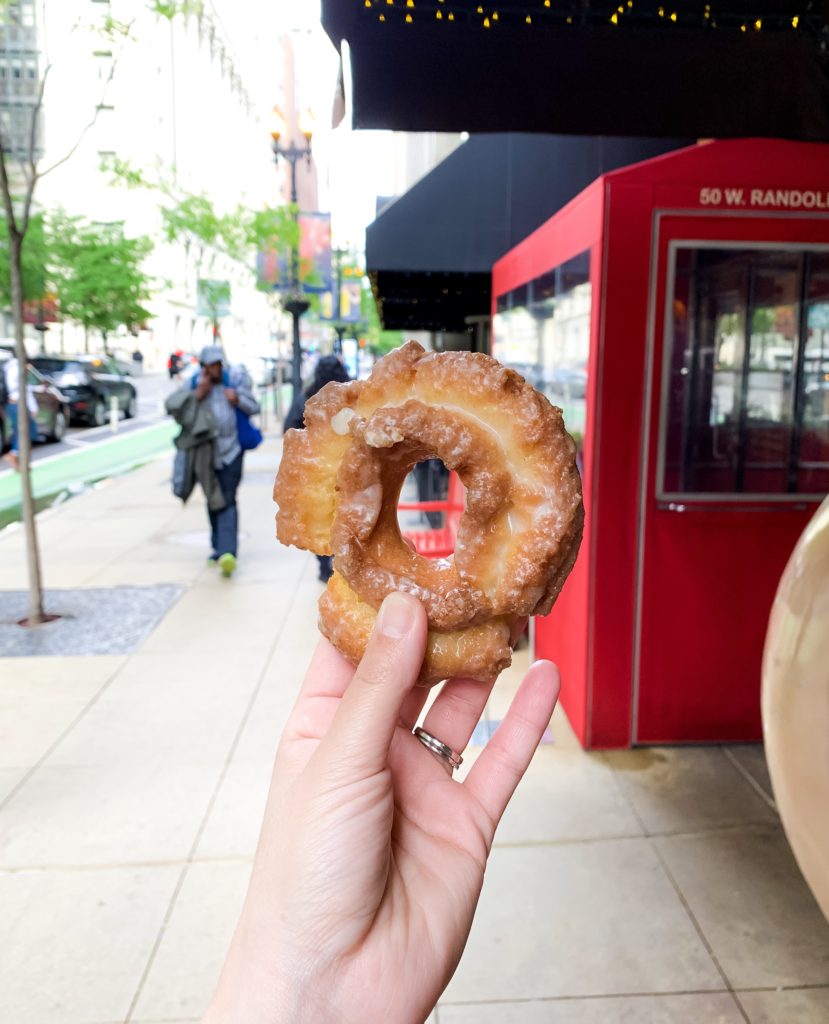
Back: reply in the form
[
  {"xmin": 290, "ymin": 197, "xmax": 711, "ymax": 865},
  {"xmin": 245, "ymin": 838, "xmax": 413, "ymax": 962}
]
[{"xmin": 317, "ymin": 592, "xmax": 427, "ymax": 781}]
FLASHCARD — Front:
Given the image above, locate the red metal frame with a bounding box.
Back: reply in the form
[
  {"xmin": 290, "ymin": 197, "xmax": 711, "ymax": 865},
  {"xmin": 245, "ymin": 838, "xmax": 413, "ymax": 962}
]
[
  {"xmin": 399, "ymin": 472, "xmax": 465, "ymax": 558},
  {"xmin": 493, "ymin": 139, "xmax": 829, "ymax": 748}
]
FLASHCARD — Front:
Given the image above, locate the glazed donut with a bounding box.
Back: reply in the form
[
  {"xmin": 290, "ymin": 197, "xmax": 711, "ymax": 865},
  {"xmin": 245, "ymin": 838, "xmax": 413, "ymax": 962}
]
[{"xmin": 274, "ymin": 341, "xmax": 583, "ymax": 684}]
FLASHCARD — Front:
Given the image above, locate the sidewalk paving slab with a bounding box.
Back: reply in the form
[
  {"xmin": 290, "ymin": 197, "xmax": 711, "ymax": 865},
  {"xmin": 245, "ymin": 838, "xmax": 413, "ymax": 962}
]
[
  {"xmin": 443, "ymin": 839, "xmax": 724, "ymax": 1004},
  {"xmin": 0, "ymin": 864, "xmax": 181, "ymax": 1024},
  {"xmin": 438, "ymin": 993, "xmax": 746, "ymax": 1023},
  {"xmin": 655, "ymin": 825, "xmax": 829, "ymax": 989}
]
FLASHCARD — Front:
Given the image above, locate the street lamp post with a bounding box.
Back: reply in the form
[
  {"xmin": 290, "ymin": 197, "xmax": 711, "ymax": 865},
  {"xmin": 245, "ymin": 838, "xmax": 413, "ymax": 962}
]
[
  {"xmin": 332, "ymin": 245, "xmax": 346, "ymax": 356},
  {"xmin": 270, "ymin": 107, "xmax": 312, "ymax": 402}
]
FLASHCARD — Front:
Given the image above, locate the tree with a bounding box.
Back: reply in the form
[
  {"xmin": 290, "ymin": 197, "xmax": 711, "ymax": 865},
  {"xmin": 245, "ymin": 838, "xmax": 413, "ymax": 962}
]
[
  {"xmin": 52, "ymin": 218, "xmax": 152, "ymax": 352},
  {"xmin": 106, "ymin": 157, "xmax": 300, "ymax": 337},
  {"xmin": 0, "ymin": 210, "xmax": 49, "ymax": 313},
  {"xmin": 0, "ymin": 1, "xmax": 181, "ymax": 625}
]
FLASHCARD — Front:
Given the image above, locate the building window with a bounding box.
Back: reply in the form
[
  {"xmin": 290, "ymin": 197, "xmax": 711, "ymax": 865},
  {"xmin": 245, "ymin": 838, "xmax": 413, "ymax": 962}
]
[
  {"xmin": 493, "ymin": 249, "xmax": 591, "ymax": 442},
  {"xmin": 662, "ymin": 246, "xmax": 829, "ymax": 498}
]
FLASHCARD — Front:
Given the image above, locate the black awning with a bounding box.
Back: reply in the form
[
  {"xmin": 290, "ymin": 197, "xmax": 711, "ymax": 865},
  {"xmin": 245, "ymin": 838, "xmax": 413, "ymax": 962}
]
[
  {"xmin": 371, "ymin": 270, "xmax": 492, "ymax": 332},
  {"xmin": 367, "ymin": 133, "xmax": 691, "ymax": 331},
  {"xmin": 323, "ymin": 1, "xmax": 829, "ymax": 140}
]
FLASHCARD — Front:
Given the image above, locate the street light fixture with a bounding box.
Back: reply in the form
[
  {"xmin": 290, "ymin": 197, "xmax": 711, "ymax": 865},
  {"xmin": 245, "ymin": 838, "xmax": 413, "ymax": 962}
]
[{"xmin": 270, "ymin": 105, "xmax": 313, "ymax": 402}]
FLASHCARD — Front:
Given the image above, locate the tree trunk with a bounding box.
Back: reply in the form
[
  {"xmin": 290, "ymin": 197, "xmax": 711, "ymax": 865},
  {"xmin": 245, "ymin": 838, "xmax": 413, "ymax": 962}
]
[{"xmin": 9, "ymin": 230, "xmax": 45, "ymax": 625}]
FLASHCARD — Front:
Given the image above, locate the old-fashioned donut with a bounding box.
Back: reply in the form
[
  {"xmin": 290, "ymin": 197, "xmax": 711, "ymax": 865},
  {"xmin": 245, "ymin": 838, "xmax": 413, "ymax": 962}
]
[{"xmin": 274, "ymin": 341, "xmax": 583, "ymax": 684}]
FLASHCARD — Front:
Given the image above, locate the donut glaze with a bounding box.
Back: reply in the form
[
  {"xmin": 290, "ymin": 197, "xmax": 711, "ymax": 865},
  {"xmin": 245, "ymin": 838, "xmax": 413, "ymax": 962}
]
[{"xmin": 274, "ymin": 341, "xmax": 583, "ymax": 684}]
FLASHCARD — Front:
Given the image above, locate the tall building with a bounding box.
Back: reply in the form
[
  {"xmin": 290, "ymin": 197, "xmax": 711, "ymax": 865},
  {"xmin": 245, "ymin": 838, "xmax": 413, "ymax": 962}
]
[{"xmin": 1, "ymin": 0, "xmax": 282, "ymax": 368}]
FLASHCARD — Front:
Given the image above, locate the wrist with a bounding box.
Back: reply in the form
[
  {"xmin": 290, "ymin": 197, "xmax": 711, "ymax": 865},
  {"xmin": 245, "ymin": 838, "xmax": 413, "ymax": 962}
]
[{"xmin": 204, "ymin": 928, "xmax": 333, "ymax": 1024}]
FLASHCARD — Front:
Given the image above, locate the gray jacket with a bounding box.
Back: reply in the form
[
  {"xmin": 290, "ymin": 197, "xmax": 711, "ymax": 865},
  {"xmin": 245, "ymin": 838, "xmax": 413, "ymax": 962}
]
[{"xmin": 165, "ymin": 389, "xmax": 226, "ymax": 511}]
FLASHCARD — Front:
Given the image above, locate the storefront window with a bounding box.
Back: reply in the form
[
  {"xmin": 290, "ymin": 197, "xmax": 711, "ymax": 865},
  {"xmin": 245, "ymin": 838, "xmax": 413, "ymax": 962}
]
[
  {"xmin": 493, "ymin": 251, "xmax": 591, "ymax": 445},
  {"xmin": 662, "ymin": 247, "xmax": 829, "ymax": 497}
]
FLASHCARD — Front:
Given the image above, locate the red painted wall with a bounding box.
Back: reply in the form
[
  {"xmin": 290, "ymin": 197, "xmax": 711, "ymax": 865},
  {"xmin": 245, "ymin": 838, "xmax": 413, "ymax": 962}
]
[{"xmin": 492, "ymin": 181, "xmax": 604, "ymax": 747}]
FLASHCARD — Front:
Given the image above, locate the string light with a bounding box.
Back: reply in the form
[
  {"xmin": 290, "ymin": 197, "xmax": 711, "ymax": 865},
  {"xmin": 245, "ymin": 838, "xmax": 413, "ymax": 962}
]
[{"xmin": 365, "ymin": 3, "xmax": 800, "ymax": 36}]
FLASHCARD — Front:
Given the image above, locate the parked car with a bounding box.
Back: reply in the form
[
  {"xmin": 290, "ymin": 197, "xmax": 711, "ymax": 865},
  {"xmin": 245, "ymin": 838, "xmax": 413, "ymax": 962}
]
[
  {"xmin": 0, "ymin": 354, "xmax": 70, "ymax": 451},
  {"xmin": 30, "ymin": 354, "xmax": 137, "ymax": 426},
  {"xmin": 549, "ymin": 364, "xmax": 588, "ymax": 401}
]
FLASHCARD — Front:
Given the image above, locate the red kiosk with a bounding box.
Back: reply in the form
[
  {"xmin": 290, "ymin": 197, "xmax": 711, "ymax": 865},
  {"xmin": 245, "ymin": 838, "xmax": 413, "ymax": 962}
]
[{"xmin": 492, "ymin": 139, "xmax": 829, "ymax": 748}]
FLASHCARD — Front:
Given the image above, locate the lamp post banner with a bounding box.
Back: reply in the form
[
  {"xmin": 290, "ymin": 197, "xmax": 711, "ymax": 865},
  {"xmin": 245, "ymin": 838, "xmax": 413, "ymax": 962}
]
[
  {"xmin": 339, "ymin": 279, "xmax": 362, "ymax": 322},
  {"xmin": 256, "ymin": 250, "xmax": 289, "ymax": 289},
  {"xmin": 299, "ymin": 211, "xmax": 332, "ymax": 294}
]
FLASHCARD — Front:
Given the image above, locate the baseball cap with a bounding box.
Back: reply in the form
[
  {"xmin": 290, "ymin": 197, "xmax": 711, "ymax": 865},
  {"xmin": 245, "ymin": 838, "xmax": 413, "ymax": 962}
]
[{"xmin": 199, "ymin": 344, "xmax": 224, "ymax": 366}]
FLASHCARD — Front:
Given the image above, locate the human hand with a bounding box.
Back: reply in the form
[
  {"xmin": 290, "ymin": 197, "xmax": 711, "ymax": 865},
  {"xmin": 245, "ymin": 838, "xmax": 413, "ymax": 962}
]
[
  {"xmin": 195, "ymin": 369, "xmax": 212, "ymax": 400},
  {"xmin": 203, "ymin": 594, "xmax": 559, "ymax": 1024},
  {"xmin": 224, "ymin": 387, "xmax": 239, "ymax": 406}
]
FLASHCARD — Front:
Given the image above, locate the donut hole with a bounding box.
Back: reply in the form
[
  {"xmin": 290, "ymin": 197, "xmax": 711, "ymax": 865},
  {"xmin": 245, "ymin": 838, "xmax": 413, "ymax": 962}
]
[{"xmin": 397, "ymin": 457, "xmax": 458, "ymax": 553}]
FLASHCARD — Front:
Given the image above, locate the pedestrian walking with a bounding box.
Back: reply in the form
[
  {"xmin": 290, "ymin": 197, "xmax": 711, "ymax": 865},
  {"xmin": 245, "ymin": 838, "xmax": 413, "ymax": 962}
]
[
  {"xmin": 1, "ymin": 355, "xmax": 39, "ymax": 472},
  {"xmin": 283, "ymin": 354, "xmax": 350, "ymax": 582},
  {"xmin": 167, "ymin": 350, "xmax": 183, "ymax": 380},
  {"xmin": 166, "ymin": 344, "xmax": 261, "ymax": 577}
]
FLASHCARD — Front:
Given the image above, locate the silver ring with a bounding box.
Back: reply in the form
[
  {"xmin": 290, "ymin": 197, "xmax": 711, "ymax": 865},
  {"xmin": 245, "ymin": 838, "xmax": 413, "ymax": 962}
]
[{"xmin": 413, "ymin": 727, "xmax": 463, "ymax": 772}]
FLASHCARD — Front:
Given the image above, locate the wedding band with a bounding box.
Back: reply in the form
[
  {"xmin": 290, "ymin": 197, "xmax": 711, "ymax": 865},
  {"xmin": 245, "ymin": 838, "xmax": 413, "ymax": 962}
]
[{"xmin": 413, "ymin": 727, "xmax": 463, "ymax": 772}]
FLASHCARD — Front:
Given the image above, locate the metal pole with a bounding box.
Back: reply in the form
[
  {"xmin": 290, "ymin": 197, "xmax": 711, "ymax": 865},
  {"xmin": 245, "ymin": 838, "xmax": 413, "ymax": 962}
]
[
  {"xmin": 271, "ymin": 136, "xmax": 310, "ymax": 405},
  {"xmin": 289, "ymin": 154, "xmax": 303, "ymax": 400}
]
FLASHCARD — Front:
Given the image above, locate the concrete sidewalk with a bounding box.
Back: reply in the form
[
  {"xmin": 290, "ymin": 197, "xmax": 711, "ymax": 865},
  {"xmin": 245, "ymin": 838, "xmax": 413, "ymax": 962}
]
[{"xmin": 1, "ymin": 437, "xmax": 828, "ymax": 1024}]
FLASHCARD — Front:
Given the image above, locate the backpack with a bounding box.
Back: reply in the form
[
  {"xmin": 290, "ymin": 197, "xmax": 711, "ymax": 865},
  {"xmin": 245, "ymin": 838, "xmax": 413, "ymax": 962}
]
[{"xmin": 189, "ymin": 367, "xmax": 262, "ymax": 451}]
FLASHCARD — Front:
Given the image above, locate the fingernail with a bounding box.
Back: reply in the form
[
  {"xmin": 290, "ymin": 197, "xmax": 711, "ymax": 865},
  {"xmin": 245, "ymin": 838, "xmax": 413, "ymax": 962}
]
[{"xmin": 377, "ymin": 592, "xmax": 415, "ymax": 639}]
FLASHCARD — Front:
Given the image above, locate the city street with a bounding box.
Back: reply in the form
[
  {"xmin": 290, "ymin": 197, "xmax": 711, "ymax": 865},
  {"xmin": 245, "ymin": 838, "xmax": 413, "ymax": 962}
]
[
  {"xmin": 27, "ymin": 371, "xmax": 173, "ymax": 465},
  {"xmin": 0, "ymin": 372, "xmax": 288, "ymax": 530}
]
